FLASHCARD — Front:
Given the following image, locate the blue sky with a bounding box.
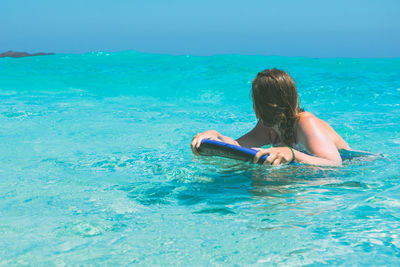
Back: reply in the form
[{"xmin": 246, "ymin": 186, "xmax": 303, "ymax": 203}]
[{"xmin": 1, "ymin": 0, "xmax": 399, "ymax": 57}]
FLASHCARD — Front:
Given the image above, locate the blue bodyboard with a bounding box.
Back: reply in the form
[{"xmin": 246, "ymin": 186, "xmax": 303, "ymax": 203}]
[
  {"xmin": 197, "ymin": 140, "xmax": 267, "ymax": 164},
  {"xmin": 197, "ymin": 139, "xmax": 377, "ymax": 164}
]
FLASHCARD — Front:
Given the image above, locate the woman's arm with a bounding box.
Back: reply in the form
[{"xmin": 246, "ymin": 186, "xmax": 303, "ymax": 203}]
[
  {"xmin": 191, "ymin": 130, "xmax": 238, "ymax": 155},
  {"xmin": 191, "ymin": 121, "xmax": 275, "ymax": 155},
  {"xmin": 253, "ymin": 116, "xmax": 342, "ymax": 166}
]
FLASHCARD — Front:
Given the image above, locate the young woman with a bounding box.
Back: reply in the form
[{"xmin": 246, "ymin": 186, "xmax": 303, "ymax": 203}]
[{"xmin": 191, "ymin": 68, "xmax": 350, "ymax": 166}]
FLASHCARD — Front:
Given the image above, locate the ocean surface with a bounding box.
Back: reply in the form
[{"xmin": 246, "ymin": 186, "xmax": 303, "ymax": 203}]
[{"xmin": 0, "ymin": 51, "xmax": 399, "ymax": 265}]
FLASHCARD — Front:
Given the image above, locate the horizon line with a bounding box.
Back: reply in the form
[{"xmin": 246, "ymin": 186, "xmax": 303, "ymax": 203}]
[{"xmin": 1, "ymin": 49, "xmax": 400, "ymax": 60}]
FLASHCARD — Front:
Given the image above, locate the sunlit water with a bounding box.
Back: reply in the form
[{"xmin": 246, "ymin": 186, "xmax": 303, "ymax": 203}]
[{"xmin": 0, "ymin": 51, "xmax": 399, "ymax": 265}]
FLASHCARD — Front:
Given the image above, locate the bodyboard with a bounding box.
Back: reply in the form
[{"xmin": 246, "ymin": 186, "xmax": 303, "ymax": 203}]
[{"xmin": 197, "ymin": 139, "xmax": 377, "ymax": 164}]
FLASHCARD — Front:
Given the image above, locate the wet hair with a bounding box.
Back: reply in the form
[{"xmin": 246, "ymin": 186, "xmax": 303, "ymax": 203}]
[{"xmin": 252, "ymin": 68, "xmax": 304, "ymax": 146}]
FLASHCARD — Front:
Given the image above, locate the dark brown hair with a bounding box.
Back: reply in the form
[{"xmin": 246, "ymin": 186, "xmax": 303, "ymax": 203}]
[{"xmin": 252, "ymin": 68, "xmax": 303, "ymax": 146}]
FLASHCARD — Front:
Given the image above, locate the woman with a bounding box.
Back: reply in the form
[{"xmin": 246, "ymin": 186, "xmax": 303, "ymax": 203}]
[{"xmin": 191, "ymin": 68, "xmax": 350, "ymax": 166}]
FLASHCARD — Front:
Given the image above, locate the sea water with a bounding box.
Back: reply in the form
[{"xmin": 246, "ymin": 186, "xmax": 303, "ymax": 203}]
[{"xmin": 0, "ymin": 51, "xmax": 399, "ymax": 265}]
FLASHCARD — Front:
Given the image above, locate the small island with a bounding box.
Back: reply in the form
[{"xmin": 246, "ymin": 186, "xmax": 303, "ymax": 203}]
[{"xmin": 0, "ymin": 51, "xmax": 55, "ymax": 58}]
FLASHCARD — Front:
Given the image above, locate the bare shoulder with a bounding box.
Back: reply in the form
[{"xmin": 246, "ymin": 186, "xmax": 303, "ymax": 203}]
[
  {"xmin": 296, "ymin": 111, "xmax": 330, "ymax": 139},
  {"xmin": 298, "ymin": 111, "xmax": 319, "ymax": 121},
  {"xmin": 296, "ymin": 112, "xmax": 350, "ymax": 149},
  {"xmin": 297, "ymin": 112, "xmax": 321, "ymax": 130},
  {"xmin": 297, "ymin": 112, "xmax": 335, "ymax": 132}
]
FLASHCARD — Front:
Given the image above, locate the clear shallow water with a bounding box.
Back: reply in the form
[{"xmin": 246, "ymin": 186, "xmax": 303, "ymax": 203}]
[{"xmin": 0, "ymin": 51, "xmax": 399, "ymax": 265}]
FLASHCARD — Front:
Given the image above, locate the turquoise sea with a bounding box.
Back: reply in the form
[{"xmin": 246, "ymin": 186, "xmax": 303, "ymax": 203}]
[{"xmin": 0, "ymin": 51, "xmax": 399, "ymax": 265}]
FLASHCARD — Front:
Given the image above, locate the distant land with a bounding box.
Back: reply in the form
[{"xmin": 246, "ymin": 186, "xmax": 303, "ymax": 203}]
[{"xmin": 0, "ymin": 51, "xmax": 55, "ymax": 58}]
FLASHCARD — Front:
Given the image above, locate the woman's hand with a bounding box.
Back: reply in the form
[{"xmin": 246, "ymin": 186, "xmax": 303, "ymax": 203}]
[
  {"xmin": 191, "ymin": 130, "xmax": 221, "ymax": 155},
  {"xmin": 253, "ymin": 147, "xmax": 294, "ymax": 166}
]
